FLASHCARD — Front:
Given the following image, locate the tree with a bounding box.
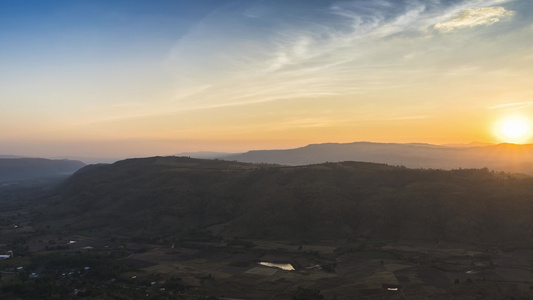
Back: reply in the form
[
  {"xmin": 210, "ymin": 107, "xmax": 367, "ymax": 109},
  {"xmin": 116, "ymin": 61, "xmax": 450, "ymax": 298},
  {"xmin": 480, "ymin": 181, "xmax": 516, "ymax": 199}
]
[{"xmin": 293, "ymin": 286, "xmax": 324, "ymax": 300}]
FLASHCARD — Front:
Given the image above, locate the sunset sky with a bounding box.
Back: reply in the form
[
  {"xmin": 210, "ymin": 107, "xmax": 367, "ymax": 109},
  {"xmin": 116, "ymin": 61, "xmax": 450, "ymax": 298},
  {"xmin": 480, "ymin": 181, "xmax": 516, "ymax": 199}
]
[{"xmin": 1, "ymin": 0, "xmax": 533, "ymax": 159}]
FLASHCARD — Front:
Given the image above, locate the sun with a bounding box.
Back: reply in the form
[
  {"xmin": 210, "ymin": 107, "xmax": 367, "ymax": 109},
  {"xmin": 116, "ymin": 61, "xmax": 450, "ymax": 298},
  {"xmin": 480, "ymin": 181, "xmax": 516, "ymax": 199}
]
[{"xmin": 494, "ymin": 116, "xmax": 532, "ymax": 143}]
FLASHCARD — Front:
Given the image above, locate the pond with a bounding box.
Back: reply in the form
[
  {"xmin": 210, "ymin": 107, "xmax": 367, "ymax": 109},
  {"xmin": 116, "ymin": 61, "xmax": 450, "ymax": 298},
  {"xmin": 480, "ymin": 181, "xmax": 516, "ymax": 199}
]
[{"xmin": 258, "ymin": 262, "xmax": 295, "ymax": 271}]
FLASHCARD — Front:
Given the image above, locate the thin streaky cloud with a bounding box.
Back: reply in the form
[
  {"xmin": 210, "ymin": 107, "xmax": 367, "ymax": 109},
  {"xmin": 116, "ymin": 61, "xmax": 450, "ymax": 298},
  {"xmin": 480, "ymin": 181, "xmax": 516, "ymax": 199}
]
[
  {"xmin": 435, "ymin": 6, "xmax": 515, "ymax": 32},
  {"xmin": 488, "ymin": 102, "xmax": 533, "ymax": 110},
  {"xmin": 173, "ymin": 85, "xmax": 212, "ymax": 101},
  {"xmin": 166, "ymin": 0, "xmax": 521, "ymax": 113}
]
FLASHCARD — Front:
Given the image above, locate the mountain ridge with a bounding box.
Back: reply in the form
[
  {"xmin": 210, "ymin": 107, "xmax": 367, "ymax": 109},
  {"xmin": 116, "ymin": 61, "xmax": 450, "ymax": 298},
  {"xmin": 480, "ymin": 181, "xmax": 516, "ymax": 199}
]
[
  {"xmin": 222, "ymin": 141, "xmax": 533, "ymax": 174},
  {"xmin": 0, "ymin": 158, "xmax": 86, "ymax": 182}
]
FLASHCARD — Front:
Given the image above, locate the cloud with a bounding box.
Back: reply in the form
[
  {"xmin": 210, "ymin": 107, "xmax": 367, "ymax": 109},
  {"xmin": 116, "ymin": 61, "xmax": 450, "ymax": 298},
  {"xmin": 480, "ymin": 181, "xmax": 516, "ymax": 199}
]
[
  {"xmin": 435, "ymin": 6, "xmax": 515, "ymax": 32},
  {"xmin": 488, "ymin": 102, "xmax": 533, "ymax": 110},
  {"xmin": 165, "ymin": 0, "xmax": 522, "ymax": 114},
  {"xmin": 173, "ymin": 85, "xmax": 212, "ymax": 101}
]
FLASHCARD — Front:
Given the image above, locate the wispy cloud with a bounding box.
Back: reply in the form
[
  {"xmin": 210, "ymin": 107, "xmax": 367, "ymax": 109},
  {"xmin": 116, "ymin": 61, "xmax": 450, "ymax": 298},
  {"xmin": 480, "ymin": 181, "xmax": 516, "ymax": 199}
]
[
  {"xmin": 164, "ymin": 0, "xmax": 523, "ymax": 115},
  {"xmin": 173, "ymin": 85, "xmax": 212, "ymax": 101},
  {"xmin": 435, "ymin": 6, "xmax": 515, "ymax": 32},
  {"xmin": 488, "ymin": 102, "xmax": 533, "ymax": 110}
]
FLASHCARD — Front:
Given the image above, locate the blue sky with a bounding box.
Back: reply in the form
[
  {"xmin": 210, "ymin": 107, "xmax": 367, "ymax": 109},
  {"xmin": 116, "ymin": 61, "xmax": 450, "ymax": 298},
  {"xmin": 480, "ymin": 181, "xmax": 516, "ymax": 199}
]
[{"xmin": 1, "ymin": 0, "xmax": 532, "ymax": 158}]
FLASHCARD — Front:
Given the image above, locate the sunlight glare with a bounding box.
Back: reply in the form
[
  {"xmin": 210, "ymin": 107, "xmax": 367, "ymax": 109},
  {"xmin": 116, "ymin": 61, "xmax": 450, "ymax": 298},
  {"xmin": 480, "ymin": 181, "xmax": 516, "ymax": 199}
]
[{"xmin": 495, "ymin": 116, "xmax": 531, "ymax": 143}]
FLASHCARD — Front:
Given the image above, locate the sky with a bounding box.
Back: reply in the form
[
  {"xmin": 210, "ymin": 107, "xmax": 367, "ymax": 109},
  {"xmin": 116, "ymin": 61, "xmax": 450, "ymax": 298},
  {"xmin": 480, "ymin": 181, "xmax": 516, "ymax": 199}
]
[{"xmin": 1, "ymin": 0, "xmax": 533, "ymax": 159}]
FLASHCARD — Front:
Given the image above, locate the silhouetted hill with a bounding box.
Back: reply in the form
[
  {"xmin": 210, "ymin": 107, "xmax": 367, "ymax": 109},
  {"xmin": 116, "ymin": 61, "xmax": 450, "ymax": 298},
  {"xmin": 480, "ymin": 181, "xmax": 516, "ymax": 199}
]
[
  {"xmin": 176, "ymin": 151, "xmax": 238, "ymax": 159},
  {"xmin": 0, "ymin": 155, "xmax": 24, "ymax": 159},
  {"xmin": 38, "ymin": 156, "xmax": 533, "ymax": 247},
  {"xmin": 223, "ymin": 142, "xmax": 533, "ymax": 174},
  {"xmin": 0, "ymin": 158, "xmax": 86, "ymax": 182}
]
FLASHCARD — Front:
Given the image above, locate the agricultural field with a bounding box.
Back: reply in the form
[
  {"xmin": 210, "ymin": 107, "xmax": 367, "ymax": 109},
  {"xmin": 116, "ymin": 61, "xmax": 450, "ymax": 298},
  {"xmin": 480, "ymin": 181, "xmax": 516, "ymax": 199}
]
[{"xmin": 6, "ymin": 234, "xmax": 529, "ymax": 299}]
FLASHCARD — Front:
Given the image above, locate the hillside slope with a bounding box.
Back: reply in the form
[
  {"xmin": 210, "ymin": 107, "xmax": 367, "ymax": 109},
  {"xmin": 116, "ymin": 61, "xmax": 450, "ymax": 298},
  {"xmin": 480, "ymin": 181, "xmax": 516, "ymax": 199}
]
[{"xmin": 39, "ymin": 157, "xmax": 533, "ymax": 247}]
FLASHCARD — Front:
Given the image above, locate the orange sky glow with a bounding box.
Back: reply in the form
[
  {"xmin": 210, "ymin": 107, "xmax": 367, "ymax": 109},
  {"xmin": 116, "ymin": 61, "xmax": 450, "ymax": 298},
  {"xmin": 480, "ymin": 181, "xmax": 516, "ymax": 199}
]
[{"xmin": 1, "ymin": 0, "xmax": 533, "ymax": 160}]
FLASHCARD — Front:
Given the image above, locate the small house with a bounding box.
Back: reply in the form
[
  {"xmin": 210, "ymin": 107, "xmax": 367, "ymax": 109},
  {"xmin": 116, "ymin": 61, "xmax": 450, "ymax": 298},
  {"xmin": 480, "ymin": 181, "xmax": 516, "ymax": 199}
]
[{"xmin": 382, "ymin": 283, "xmax": 401, "ymax": 292}]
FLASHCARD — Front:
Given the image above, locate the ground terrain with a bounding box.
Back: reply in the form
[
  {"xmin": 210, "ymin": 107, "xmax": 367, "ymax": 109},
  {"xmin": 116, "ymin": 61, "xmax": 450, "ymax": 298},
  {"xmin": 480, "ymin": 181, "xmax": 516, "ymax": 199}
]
[
  {"xmin": 2, "ymin": 158, "xmax": 533, "ymax": 299},
  {"xmin": 3, "ymin": 215, "xmax": 533, "ymax": 299}
]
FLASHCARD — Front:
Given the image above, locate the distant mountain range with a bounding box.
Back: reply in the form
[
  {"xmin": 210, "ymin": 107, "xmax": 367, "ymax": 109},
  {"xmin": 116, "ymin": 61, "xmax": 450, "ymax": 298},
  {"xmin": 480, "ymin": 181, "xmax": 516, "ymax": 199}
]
[
  {"xmin": 176, "ymin": 151, "xmax": 237, "ymax": 159},
  {"xmin": 223, "ymin": 142, "xmax": 533, "ymax": 175},
  {"xmin": 0, "ymin": 155, "xmax": 24, "ymax": 159},
  {"xmin": 0, "ymin": 158, "xmax": 86, "ymax": 182}
]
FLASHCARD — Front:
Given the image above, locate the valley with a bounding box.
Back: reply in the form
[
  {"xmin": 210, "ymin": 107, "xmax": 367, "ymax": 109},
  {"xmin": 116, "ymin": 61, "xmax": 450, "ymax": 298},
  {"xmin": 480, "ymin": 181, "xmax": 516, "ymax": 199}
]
[
  {"xmin": 4, "ymin": 221, "xmax": 533, "ymax": 299},
  {"xmin": 2, "ymin": 157, "xmax": 533, "ymax": 299}
]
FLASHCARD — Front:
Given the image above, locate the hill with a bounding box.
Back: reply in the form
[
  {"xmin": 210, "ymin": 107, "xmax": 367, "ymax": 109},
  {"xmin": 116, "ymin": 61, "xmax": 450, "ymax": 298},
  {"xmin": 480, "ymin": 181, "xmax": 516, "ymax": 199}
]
[
  {"xmin": 0, "ymin": 155, "xmax": 24, "ymax": 159},
  {"xmin": 223, "ymin": 142, "xmax": 533, "ymax": 174},
  {"xmin": 0, "ymin": 158, "xmax": 86, "ymax": 182},
  {"xmin": 176, "ymin": 151, "xmax": 238, "ymax": 159},
  {"xmin": 37, "ymin": 156, "xmax": 533, "ymax": 247}
]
